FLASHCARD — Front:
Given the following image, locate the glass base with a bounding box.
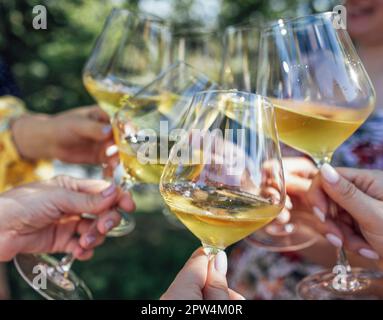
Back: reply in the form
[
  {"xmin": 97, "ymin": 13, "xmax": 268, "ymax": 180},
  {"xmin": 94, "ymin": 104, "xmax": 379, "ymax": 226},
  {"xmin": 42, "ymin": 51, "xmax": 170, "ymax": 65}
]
[
  {"xmin": 14, "ymin": 254, "xmax": 92, "ymax": 300},
  {"xmin": 297, "ymin": 268, "xmax": 383, "ymax": 300},
  {"xmin": 246, "ymin": 222, "xmax": 318, "ymax": 252},
  {"xmin": 106, "ymin": 213, "xmax": 136, "ymax": 237}
]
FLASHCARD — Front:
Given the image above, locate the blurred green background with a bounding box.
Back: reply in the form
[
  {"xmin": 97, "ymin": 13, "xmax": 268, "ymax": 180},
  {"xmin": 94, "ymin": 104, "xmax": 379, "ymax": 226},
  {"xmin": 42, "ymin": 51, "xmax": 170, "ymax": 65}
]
[{"xmin": 0, "ymin": 0, "xmax": 337, "ymax": 299}]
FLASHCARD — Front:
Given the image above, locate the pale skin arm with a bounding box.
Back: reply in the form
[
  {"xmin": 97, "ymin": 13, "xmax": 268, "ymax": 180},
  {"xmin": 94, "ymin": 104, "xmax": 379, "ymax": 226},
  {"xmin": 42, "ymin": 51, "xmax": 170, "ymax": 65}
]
[{"xmin": 11, "ymin": 106, "xmax": 118, "ymax": 166}]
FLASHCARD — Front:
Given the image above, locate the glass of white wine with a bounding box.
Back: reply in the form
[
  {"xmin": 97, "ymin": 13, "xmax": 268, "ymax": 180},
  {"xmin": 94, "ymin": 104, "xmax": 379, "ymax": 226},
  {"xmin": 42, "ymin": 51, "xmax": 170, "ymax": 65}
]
[
  {"xmin": 113, "ymin": 62, "xmax": 217, "ymax": 218},
  {"xmin": 83, "ymin": 8, "xmax": 171, "ymax": 236},
  {"xmin": 221, "ymin": 23, "xmax": 318, "ymax": 251},
  {"xmin": 257, "ymin": 13, "xmax": 383, "ymax": 299},
  {"xmin": 160, "ymin": 90, "xmax": 286, "ymax": 256},
  {"xmin": 221, "ymin": 24, "xmax": 315, "ymax": 251}
]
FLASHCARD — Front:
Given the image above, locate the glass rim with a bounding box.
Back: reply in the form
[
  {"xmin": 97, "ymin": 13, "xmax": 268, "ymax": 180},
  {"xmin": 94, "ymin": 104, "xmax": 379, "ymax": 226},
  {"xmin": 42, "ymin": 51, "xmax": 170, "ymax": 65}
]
[
  {"xmin": 192, "ymin": 89, "xmax": 274, "ymax": 109},
  {"xmin": 261, "ymin": 11, "xmax": 337, "ymax": 33},
  {"xmin": 109, "ymin": 7, "xmax": 167, "ymax": 25},
  {"xmin": 114, "ymin": 61, "xmax": 217, "ymax": 109},
  {"xmin": 143, "ymin": 60, "xmax": 215, "ymax": 87}
]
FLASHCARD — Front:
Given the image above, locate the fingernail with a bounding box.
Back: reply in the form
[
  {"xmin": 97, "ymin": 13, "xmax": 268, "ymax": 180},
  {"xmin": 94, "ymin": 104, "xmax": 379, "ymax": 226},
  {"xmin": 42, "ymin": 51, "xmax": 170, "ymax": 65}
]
[
  {"xmin": 102, "ymin": 125, "xmax": 112, "ymax": 135},
  {"xmin": 214, "ymin": 250, "xmax": 228, "ymax": 276},
  {"xmin": 321, "ymin": 163, "xmax": 339, "ymax": 184},
  {"xmin": 104, "ymin": 220, "xmax": 115, "ymax": 232},
  {"xmin": 277, "ymin": 209, "xmax": 290, "ymax": 223},
  {"xmin": 285, "ymin": 197, "xmax": 293, "ymax": 210},
  {"xmin": 101, "ymin": 183, "xmax": 116, "ymax": 197},
  {"xmin": 313, "ymin": 206, "xmax": 326, "ymax": 223},
  {"xmin": 106, "ymin": 144, "xmax": 118, "ymax": 157},
  {"xmin": 85, "ymin": 235, "xmax": 96, "ymax": 246},
  {"xmin": 326, "ymin": 233, "xmax": 343, "ymax": 248},
  {"xmin": 359, "ymin": 248, "xmax": 380, "ymax": 260}
]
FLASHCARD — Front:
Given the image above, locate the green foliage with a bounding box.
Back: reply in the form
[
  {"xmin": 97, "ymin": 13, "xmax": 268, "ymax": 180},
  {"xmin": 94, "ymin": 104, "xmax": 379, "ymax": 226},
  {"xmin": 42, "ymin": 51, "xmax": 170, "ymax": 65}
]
[{"xmin": 0, "ymin": 0, "xmax": 138, "ymax": 113}]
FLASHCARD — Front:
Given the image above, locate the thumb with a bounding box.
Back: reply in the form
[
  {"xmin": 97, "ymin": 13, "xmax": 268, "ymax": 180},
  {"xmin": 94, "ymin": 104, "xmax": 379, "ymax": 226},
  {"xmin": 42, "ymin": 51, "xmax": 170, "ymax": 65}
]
[
  {"xmin": 55, "ymin": 182, "xmax": 118, "ymax": 217},
  {"xmin": 161, "ymin": 248, "xmax": 208, "ymax": 300},
  {"xmin": 320, "ymin": 163, "xmax": 377, "ymax": 224},
  {"xmin": 203, "ymin": 250, "xmax": 230, "ymax": 300}
]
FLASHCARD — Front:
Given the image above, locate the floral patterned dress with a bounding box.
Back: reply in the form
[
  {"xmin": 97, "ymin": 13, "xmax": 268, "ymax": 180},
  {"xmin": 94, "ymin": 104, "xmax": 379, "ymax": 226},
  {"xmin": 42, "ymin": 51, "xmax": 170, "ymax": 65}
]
[{"xmin": 227, "ymin": 111, "xmax": 383, "ymax": 300}]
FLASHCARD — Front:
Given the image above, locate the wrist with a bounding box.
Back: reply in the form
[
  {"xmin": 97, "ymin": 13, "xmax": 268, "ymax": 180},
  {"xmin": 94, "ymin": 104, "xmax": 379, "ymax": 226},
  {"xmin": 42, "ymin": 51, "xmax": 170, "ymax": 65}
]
[{"xmin": 11, "ymin": 113, "xmax": 54, "ymax": 160}]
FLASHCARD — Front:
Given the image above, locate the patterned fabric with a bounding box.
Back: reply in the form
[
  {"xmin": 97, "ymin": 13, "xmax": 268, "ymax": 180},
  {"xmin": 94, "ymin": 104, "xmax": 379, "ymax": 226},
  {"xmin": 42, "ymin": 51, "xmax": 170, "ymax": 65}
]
[
  {"xmin": 227, "ymin": 111, "xmax": 383, "ymax": 300},
  {"xmin": 0, "ymin": 95, "xmax": 52, "ymax": 192},
  {"xmin": 333, "ymin": 111, "xmax": 383, "ymax": 169}
]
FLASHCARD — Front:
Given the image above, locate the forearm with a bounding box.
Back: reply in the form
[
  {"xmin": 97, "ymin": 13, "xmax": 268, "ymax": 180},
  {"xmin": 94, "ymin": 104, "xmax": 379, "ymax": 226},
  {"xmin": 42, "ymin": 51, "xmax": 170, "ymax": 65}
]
[{"xmin": 11, "ymin": 113, "xmax": 54, "ymax": 161}]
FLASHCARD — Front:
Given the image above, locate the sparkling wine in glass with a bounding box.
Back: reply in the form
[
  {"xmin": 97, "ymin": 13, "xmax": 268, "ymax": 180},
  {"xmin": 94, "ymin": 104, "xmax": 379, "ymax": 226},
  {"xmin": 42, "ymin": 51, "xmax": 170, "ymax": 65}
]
[
  {"xmin": 258, "ymin": 13, "xmax": 383, "ymax": 299},
  {"xmin": 160, "ymin": 90, "xmax": 286, "ymax": 255}
]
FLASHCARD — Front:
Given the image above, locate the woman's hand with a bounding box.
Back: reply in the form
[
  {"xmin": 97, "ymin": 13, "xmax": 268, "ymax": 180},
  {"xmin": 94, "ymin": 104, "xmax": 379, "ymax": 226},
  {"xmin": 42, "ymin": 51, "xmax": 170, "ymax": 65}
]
[
  {"xmin": 161, "ymin": 248, "xmax": 244, "ymax": 300},
  {"xmin": 0, "ymin": 175, "xmax": 135, "ymax": 262},
  {"xmin": 306, "ymin": 164, "xmax": 383, "ymax": 260},
  {"xmin": 274, "ymin": 157, "xmax": 318, "ymax": 224},
  {"xmin": 11, "ymin": 106, "xmax": 118, "ymax": 166}
]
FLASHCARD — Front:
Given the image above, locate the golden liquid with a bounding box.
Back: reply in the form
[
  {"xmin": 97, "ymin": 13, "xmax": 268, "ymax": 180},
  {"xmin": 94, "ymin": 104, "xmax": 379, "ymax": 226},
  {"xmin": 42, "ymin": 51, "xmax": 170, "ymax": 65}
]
[
  {"xmin": 272, "ymin": 100, "xmax": 373, "ymax": 160},
  {"xmin": 161, "ymin": 182, "xmax": 282, "ymax": 249},
  {"xmin": 83, "ymin": 76, "xmax": 134, "ymax": 116},
  {"xmin": 119, "ymin": 142, "xmax": 165, "ymax": 185},
  {"xmin": 114, "ymin": 94, "xmax": 180, "ymax": 184}
]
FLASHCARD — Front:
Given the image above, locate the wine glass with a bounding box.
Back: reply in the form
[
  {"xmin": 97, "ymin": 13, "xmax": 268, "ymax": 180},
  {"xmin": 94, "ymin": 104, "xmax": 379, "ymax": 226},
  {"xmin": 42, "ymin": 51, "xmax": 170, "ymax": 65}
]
[
  {"xmin": 83, "ymin": 8, "xmax": 171, "ymax": 236},
  {"xmin": 221, "ymin": 24, "xmax": 260, "ymax": 92},
  {"xmin": 221, "ymin": 23, "xmax": 318, "ymax": 251},
  {"xmin": 171, "ymin": 28, "xmax": 223, "ymax": 83},
  {"xmin": 159, "ymin": 90, "xmax": 286, "ymax": 257},
  {"xmin": 13, "ymin": 8, "xmax": 171, "ymax": 301},
  {"xmin": 113, "ymin": 62, "xmax": 217, "ymax": 216},
  {"xmin": 257, "ymin": 13, "xmax": 383, "ymax": 299}
]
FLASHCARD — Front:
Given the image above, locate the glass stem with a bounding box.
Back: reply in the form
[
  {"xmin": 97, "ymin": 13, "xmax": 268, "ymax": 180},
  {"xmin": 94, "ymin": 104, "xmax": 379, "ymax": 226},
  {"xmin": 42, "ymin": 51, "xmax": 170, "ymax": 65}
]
[
  {"xmin": 315, "ymin": 155, "xmax": 354, "ymax": 289},
  {"xmin": 202, "ymin": 243, "xmax": 223, "ymax": 260}
]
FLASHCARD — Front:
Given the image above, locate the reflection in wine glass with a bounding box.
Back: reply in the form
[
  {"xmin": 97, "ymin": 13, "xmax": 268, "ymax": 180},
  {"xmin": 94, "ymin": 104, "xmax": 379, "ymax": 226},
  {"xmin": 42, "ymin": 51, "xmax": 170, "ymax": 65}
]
[
  {"xmin": 160, "ymin": 90, "xmax": 285, "ymax": 257},
  {"xmin": 257, "ymin": 12, "xmax": 383, "ymax": 299}
]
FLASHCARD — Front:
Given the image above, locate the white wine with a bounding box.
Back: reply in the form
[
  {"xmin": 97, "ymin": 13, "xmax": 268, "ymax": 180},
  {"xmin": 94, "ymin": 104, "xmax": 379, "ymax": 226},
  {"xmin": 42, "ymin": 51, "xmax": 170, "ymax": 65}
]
[
  {"xmin": 161, "ymin": 182, "xmax": 282, "ymax": 249},
  {"xmin": 114, "ymin": 93, "xmax": 180, "ymax": 184},
  {"xmin": 83, "ymin": 75, "xmax": 135, "ymax": 116},
  {"xmin": 118, "ymin": 136, "xmax": 166, "ymax": 185},
  {"xmin": 271, "ymin": 99, "xmax": 374, "ymax": 160}
]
